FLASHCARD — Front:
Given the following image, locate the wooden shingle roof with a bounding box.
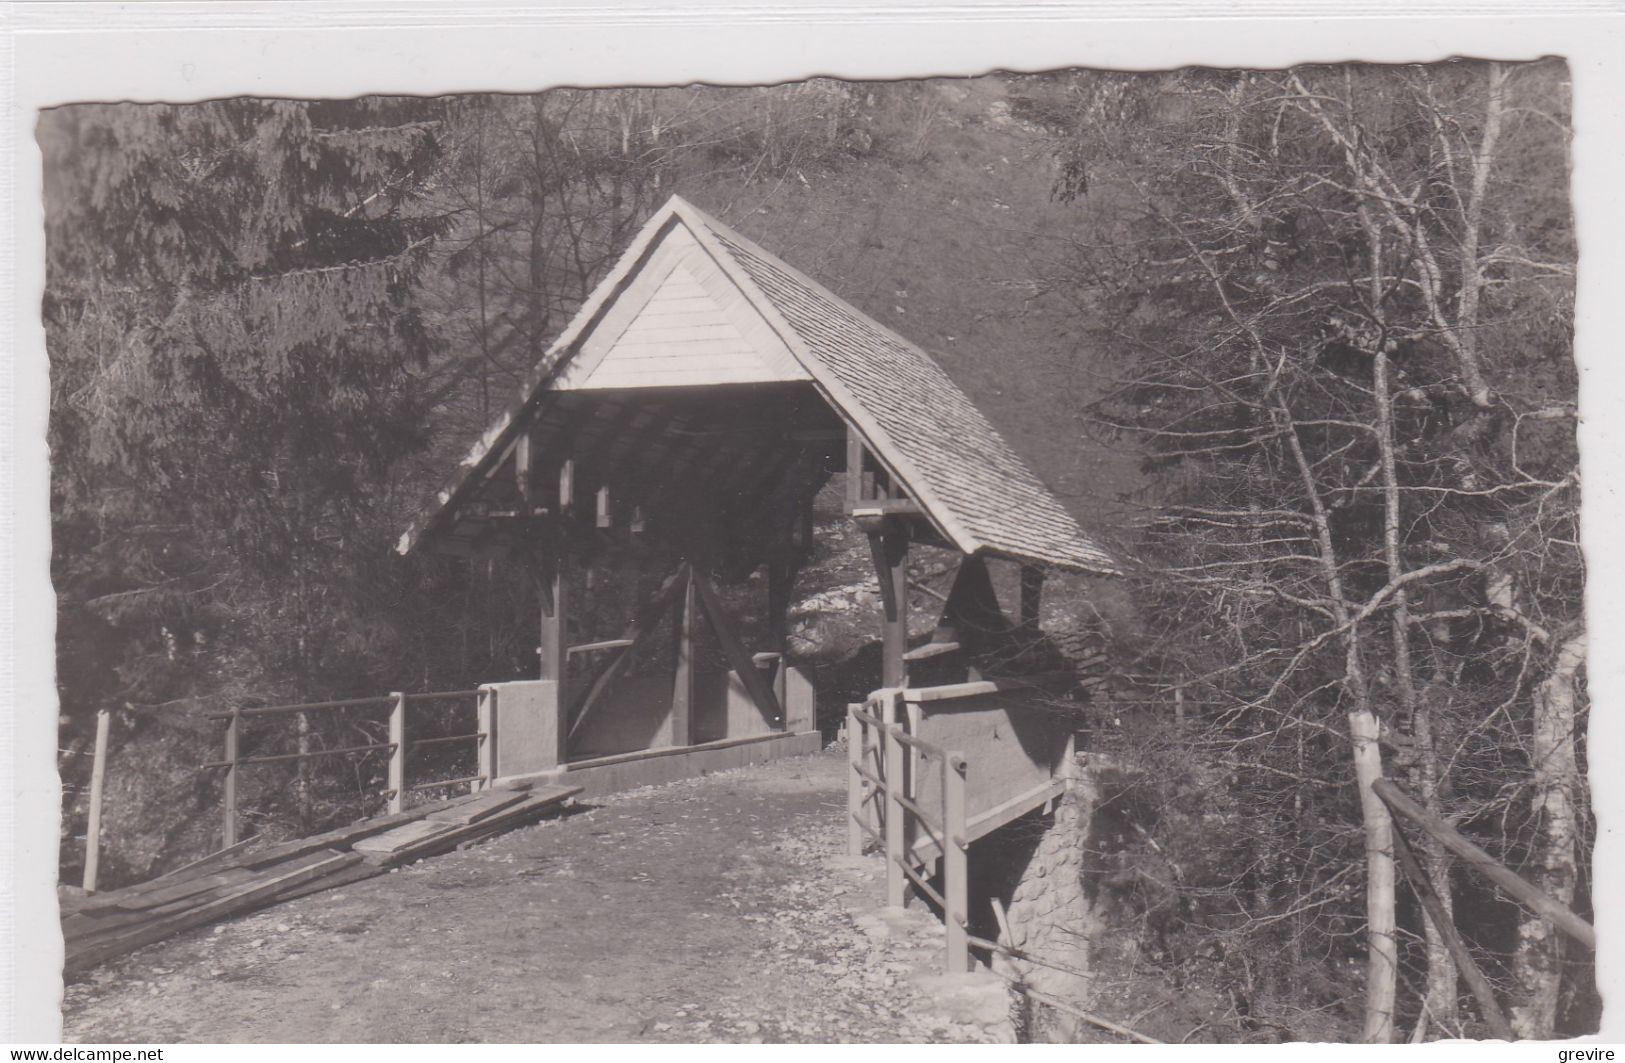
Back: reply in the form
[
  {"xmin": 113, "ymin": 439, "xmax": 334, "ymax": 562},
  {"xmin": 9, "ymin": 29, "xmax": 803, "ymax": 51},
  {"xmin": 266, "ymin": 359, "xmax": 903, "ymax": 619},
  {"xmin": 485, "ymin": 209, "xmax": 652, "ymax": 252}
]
[{"xmin": 400, "ymin": 195, "xmax": 1120, "ymax": 576}]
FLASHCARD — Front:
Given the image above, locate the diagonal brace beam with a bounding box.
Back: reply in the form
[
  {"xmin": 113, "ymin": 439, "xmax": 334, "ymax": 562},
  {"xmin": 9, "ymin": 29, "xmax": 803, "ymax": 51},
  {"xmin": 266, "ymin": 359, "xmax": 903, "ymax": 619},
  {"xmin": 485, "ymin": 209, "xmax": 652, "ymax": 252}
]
[
  {"xmin": 566, "ymin": 561, "xmax": 692, "ymax": 742},
  {"xmin": 693, "ymin": 571, "xmax": 783, "ymax": 724}
]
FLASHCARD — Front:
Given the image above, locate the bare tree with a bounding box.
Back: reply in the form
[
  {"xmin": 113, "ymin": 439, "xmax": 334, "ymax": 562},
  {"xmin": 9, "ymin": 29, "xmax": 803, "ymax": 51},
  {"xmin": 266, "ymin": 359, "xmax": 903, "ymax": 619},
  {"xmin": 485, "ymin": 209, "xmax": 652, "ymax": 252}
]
[{"xmin": 1021, "ymin": 58, "xmax": 1582, "ymax": 1040}]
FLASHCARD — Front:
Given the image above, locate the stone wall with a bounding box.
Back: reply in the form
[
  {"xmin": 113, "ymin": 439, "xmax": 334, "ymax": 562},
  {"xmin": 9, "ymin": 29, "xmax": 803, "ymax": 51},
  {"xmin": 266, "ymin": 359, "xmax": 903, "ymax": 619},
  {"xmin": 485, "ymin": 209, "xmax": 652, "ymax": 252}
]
[{"xmin": 993, "ymin": 756, "xmax": 1102, "ymax": 1042}]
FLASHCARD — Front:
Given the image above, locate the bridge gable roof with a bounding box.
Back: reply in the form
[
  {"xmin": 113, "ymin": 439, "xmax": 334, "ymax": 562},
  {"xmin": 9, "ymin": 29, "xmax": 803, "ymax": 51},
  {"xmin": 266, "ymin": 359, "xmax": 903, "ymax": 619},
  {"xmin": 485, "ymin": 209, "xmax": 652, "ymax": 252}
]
[{"xmin": 399, "ymin": 195, "xmax": 1120, "ymax": 576}]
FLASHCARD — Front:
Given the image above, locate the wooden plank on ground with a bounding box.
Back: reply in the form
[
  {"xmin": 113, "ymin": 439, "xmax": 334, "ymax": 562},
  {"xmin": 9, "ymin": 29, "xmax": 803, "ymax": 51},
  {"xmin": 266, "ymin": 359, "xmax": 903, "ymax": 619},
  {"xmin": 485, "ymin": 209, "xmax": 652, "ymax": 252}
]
[
  {"xmin": 63, "ymin": 872, "xmax": 270, "ymax": 940},
  {"xmin": 158, "ymin": 837, "xmax": 260, "ymax": 879},
  {"xmin": 424, "ymin": 790, "xmax": 529, "ymax": 826},
  {"xmin": 72, "ymin": 794, "xmax": 487, "ymax": 919},
  {"xmin": 73, "ymin": 866, "xmax": 262, "ymax": 914},
  {"xmin": 236, "ymin": 795, "xmax": 487, "ymax": 869},
  {"xmin": 351, "ymin": 818, "xmax": 457, "ymax": 857},
  {"xmin": 63, "ymin": 905, "xmax": 176, "ymax": 943},
  {"xmin": 374, "ymin": 785, "xmax": 581, "ymax": 866},
  {"xmin": 67, "ymin": 840, "xmax": 271, "ymax": 914},
  {"xmin": 264, "ymin": 859, "xmax": 391, "ymax": 905},
  {"xmin": 65, "ymin": 850, "xmax": 359, "ymax": 973}
]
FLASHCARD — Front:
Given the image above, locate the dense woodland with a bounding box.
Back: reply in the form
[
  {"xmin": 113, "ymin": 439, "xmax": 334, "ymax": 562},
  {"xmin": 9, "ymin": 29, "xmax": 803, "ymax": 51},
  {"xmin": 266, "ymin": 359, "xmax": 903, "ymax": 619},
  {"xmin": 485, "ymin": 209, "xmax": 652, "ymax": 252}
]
[{"xmin": 44, "ymin": 62, "xmax": 1586, "ymax": 1041}]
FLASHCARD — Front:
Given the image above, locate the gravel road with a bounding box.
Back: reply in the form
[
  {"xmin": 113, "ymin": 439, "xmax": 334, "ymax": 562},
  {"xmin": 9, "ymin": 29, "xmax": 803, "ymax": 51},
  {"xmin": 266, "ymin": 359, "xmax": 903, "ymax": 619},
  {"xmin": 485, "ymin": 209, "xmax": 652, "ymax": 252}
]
[{"xmin": 62, "ymin": 748, "xmax": 1011, "ymax": 1043}]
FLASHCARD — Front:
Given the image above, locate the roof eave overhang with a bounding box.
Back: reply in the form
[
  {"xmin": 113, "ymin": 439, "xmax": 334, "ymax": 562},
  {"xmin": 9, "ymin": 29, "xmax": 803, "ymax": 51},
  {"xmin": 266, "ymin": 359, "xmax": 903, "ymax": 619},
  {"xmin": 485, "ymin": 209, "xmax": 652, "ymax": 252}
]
[
  {"xmin": 669, "ymin": 198, "xmax": 981, "ymax": 558},
  {"xmin": 398, "ymin": 208, "xmax": 696, "ymax": 557}
]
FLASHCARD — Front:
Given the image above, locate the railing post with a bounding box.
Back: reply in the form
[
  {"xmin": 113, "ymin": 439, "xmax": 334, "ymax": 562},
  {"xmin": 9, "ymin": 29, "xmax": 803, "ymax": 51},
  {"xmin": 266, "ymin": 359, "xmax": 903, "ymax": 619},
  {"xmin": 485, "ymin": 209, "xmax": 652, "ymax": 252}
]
[
  {"xmin": 82, "ymin": 708, "xmax": 112, "ymax": 893},
  {"xmin": 222, "ymin": 709, "xmax": 240, "ymax": 849},
  {"xmin": 476, "ymin": 686, "xmax": 496, "ymax": 792},
  {"xmin": 944, "ymin": 751, "xmax": 970, "ymax": 973},
  {"xmin": 882, "ymin": 695, "xmax": 906, "ymax": 908},
  {"xmin": 847, "ymin": 705, "xmax": 865, "ymax": 856},
  {"xmin": 387, "ymin": 692, "xmax": 407, "ymax": 814},
  {"xmin": 905, "ymin": 698, "xmax": 922, "ymax": 853}
]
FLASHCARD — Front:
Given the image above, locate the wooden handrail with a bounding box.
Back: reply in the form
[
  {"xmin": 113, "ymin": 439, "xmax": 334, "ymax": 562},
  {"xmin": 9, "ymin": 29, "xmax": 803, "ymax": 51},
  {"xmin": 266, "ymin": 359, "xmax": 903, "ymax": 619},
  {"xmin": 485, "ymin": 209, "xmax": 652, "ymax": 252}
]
[
  {"xmin": 902, "ymin": 641, "xmax": 961, "ymax": 662},
  {"xmin": 850, "ymin": 813, "xmax": 882, "ymax": 845},
  {"xmin": 407, "ymin": 773, "xmax": 485, "ymax": 793},
  {"xmin": 409, "ymin": 732, "xmax": 484, "ymax": 749},
  {"xmin": 847, "ymin": 695, "xmax": 970, "ymax": 973},
  {"xmin": 1390, "ymin": 821, "xmax": 1514, "ymax": 1039},
  {"xmin": 882, "ymin": 723, "xmax": 948, "ymax": 760},
  {"xmin": 899, "ymin": 857, "xmax": 946, "ymax": 909},
  {"xmin": 401, "ymin": 689, "xmax": 482, "ymax": 704},
  {"xmin": 1372, "ymin": 778, "xmax": 1595, "ymax": 950},
  {"xmin": 204, "ymin": 740, "xmax": 394, "ymax": 769},
  {"xmin": 892, "ymin": 793, "xmax": 946, "ymax": 845},
  {"xmin": 850, "ymin": 706, "xmax": 886, "ymax": 730},
  {"xmin": 212, "ymin": 685, "xmax": 491, "ymax": 838},
  {"xmin": 206, "ymin": 695, "xmax": 394, "ymax": 720},
  {"xmin": 851, "ymin": 760, "xmax": 884, "ymax": 790},
  {"xmin": 567, "ymin": 639, "xmax": 634, "ymax": 656},
  {"xmin": 210, "ymin": 689, "xmax": 484, "ymax": 719}
]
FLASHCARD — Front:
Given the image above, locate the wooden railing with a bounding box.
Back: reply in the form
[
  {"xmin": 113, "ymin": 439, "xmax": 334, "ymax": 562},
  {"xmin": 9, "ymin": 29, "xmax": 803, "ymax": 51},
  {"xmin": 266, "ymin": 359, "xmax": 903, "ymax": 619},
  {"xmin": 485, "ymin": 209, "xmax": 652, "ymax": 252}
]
[
  {"xmin": 205, "ymin": 688, "xmax": 488, "ymax": 847},
  {"xmin": 847, "ymin": 695, "xmax": 969, "ymax": 974}
]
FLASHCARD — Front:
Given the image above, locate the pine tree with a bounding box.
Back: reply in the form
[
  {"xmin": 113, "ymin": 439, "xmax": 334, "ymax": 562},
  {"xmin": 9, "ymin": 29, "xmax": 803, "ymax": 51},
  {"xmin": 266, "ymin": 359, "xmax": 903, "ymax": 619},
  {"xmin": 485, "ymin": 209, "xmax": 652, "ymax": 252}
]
[{"xmin": 45, "ymin": 96, "xmax": 450, "ymax": 855}]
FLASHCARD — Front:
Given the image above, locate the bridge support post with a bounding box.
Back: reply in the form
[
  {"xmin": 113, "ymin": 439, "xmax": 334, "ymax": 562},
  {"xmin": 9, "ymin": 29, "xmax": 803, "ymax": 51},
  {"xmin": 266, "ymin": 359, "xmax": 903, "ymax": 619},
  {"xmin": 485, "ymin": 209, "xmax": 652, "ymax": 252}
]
[
  {"xmin": 387, "ymin": 692, "xmax": 407, "ymax": 814},
  {"xmin": 668, "ymin": 568, "xmax": 696, "ymax": 747},
  {"xmin": 784, "ymin": 665, "xmax": 816, "ymax": 735},
  {"xmin": 477, "ymin": 686, "xmax": 496, "ymax": 790},
  {"xmin": 538, "ymin": 554, "xmax": 568, "ymax": 688},
  {"xmin": 767, "ymin": 552, "xmax": 794, "ymax": 718},
  {"xmin": 867, "ymin": 524, "xmax": 911, "ymax": 691},
  {"xmin": 537, "ymin": 460, "xmax": 573, "ymax": 688}
]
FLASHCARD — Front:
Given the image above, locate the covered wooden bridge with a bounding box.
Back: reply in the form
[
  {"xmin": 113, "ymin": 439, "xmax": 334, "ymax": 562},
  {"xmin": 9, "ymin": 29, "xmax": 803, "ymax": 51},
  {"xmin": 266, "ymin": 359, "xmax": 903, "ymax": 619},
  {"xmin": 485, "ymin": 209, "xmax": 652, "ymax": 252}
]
[
  {"xmin": 71, "ymin": 194, "xmax": 1125, "ymax": 979},
  {"xmin": 400, "ymin": 196, "xmax": 1119, "ymax": 966},
  {"xmin": 400, "ymin": 194, "xmax": 1116, "ymax": 789}
]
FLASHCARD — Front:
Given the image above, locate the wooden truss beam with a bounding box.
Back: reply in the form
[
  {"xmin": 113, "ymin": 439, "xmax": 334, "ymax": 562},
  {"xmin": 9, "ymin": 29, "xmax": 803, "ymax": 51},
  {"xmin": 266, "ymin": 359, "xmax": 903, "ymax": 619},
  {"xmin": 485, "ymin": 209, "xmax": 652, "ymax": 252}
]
[
  {"xmin": 669, "ymin": 568, "xmax": 698, "ymax": 747},
  {"xmin": 566, "ymin": 562, "xmax": 693, "ymax": 742},
  {"xmin": 693, "ymin": 571, "xmax": 783, "ymax": 724}
]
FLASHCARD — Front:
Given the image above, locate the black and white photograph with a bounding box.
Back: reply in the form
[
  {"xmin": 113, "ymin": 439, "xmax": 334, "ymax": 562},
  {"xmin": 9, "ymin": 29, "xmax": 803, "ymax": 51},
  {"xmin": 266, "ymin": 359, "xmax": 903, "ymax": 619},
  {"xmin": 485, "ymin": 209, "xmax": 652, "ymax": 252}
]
[{"xmin": 8, "ymin": 3, "xmax": 1622, "ymax": 1049}]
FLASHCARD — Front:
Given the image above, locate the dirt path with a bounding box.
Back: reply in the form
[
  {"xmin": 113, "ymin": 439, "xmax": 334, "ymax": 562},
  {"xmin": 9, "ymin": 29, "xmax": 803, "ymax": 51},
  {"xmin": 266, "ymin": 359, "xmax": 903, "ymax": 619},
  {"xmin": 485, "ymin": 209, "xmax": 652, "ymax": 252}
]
[{"xmin": 61, "ymin": 748, "xmax": 1011, "ymax": 1043}]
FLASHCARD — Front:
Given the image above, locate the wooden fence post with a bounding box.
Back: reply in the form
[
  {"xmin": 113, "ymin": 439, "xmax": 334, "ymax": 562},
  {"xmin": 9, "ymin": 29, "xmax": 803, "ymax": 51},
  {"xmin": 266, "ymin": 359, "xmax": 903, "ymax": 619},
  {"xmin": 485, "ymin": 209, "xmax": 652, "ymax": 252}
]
[
  {"xmin": 944, "ymin": 751, "xmax": 970, "ymax": 973},
  {"xmin": 222, "ymin": 709, "xmax": 240, "ymax": 849},
  {"xmin": 847, "ymin": 705, "xmax": 866, "ymax": 856},
  {"xmin": 883, "ymin": 695, "xmax": 906, "ymax": 908},
  {"xmin": 82, "ymin": 708, "xmax": 112, "ymax": 893},
  {"xmin": 388, "ymin": 692, "xmax": 407, "ymax": 814}
]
